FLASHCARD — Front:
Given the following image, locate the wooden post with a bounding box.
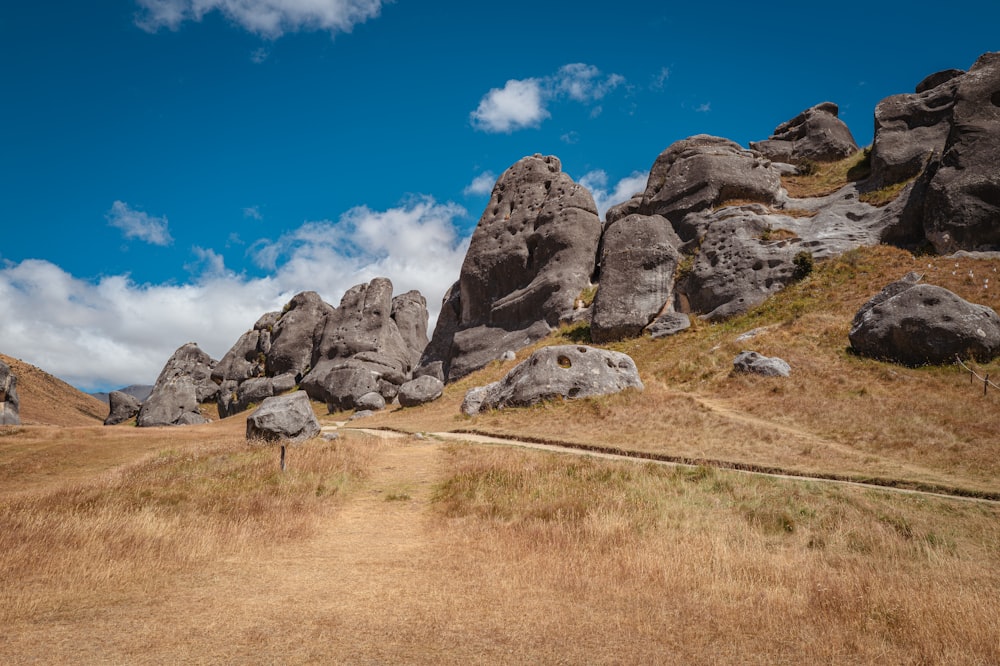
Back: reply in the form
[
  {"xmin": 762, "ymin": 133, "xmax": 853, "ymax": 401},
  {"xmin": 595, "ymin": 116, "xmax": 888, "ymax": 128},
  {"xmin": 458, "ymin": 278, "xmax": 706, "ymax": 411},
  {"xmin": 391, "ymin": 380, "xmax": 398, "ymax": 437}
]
[{"xmin": 280, "ymin": 444, "xmax": 287, "ymax": 472}]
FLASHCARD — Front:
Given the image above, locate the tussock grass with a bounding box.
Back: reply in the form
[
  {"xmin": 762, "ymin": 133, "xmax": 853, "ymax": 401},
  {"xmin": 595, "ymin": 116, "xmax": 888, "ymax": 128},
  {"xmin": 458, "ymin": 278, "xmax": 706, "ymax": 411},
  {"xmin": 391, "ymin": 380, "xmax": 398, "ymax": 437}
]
[
  {"xmin": 431, "ymin": 444, "xmax": 1000, "ymax": 663},
  {"xmin": 781, "ymin": 150, "xmax": 870, "ymax": 199},
  {"xmin": 0, "ymin": 429, "xmax": 380, "ymax": 626}
]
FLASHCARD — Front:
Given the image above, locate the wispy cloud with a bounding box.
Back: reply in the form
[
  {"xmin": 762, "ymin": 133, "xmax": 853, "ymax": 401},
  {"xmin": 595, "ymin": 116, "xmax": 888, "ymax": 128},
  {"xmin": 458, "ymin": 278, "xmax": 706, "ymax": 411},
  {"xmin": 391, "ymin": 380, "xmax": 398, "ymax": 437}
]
[
  {"xmin": 250, "ymin": 47, "xmax": 269, "ymax": 64},
  {"xmin": 578, "ymin": 170, "xmax": 648, "ymax": 220},
  {"xmin": 463, "ymin": 172, "xmax": 496, "ymax": 197},
  {"xmin": 243, "ymin": 205, "xmax": 263, "ymax": 220},
  {"xmin": 470, "ymin": 63, "xmax": 625, "ymax": 133},
  {"xmin": 134, "ymin": 0, "xmax": 384, "ymax": 39},
  {"xmin": 107, "ymin": 200, "xmax": 173, "ymax": 246},
  {"xmin": 0, "ymin": 197, "xmax": 469, "ymax": 391},
  {"xmin": 696, "ymin": 102, "xmax": 712, "ymax": 113},
  {"xmin": 651, "ymin": 66, "xmax": 670, "ymax": 90}
]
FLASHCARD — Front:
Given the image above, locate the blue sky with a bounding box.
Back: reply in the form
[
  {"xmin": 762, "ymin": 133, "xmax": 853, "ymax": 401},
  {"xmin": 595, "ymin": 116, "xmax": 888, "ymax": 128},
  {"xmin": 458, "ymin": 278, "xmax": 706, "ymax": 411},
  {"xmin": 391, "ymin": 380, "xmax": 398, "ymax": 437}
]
[{"xmin": 1, "ymin": 0, "xmax": 998, "ymax": 391}]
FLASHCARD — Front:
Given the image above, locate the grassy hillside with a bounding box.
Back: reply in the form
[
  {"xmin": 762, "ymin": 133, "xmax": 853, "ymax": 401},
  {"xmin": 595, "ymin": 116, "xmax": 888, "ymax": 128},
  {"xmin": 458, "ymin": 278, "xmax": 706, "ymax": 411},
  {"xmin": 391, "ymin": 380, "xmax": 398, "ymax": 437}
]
[
  {"xmin": 0, "ymin": 353, "xmax": 107, "ymax": 426},
  {"xmin": 364, "ymin": 245, "xmax": 1000, "ymax": 496}
]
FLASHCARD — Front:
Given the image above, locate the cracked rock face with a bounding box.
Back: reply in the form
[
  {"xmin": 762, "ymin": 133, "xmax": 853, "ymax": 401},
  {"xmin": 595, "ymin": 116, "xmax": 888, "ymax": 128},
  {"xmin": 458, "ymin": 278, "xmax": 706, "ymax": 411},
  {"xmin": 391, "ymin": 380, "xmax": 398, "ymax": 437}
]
[
  {"xmin": 750, "ymin": 102, "xmax": 859, "ymax": 165},
  {"xmin": 420, "ymin": 154, "xmax": 602, "ymax": 382}
]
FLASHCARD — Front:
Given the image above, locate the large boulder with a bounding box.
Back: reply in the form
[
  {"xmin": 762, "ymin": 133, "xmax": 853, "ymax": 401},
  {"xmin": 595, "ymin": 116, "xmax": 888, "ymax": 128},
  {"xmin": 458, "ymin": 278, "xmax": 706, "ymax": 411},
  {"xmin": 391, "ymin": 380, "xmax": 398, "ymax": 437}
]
[
  {"xmin": 137, "ymin": 343, "xmax": 217, "ymax": 427},
  {"xmin": 591, "ymin": 214, "xmax": 682, "ymax": 342},
  {"xmin": 870, "ymin": 52, "xmax": 1000, "ymax": 253},
  {"xmin": 104, "ymin": 390, "xmax": 141, "ymax": 426},
  {"xmin": 267, "ymin": 292, "xmax": 334, "ymax": 379},
  {"xmin": 391, "ymin": 290, "xmax": 430, "ymax": 369},
  {"xmin": 398, "ymin": 375, "xmax": 444, "ymax": 407},
  {"xmin": 849, "ymin": 273, "xmax": 1000, "ymax": 365},
  {"xmin": 419, "ymin": 154, "xmax": 602, "ymax": 381},
  {"xmin": 246, "ymin": 391, "xmax": 320, "ymax": 443},
  {"xmin": 750, "ymin": 102, "xmax": 859, "ymax": 164},
  {"xmin": 0, "ymin": 360, "xmax": 20, "ymax": 426},
  {"xmin": 461, "ymin": 345, "xmax": 643, "ymax": 416},
  {"xmin": 212, "ymin": 311, "xmax": 280, "ymax": 384},
  {"xmin": 616, "ymin": 135, "xmax": 783, "ymax": 242},
  {"xmin": 137, "ymin": 375, "xmax": 208, "ymax": 427}
]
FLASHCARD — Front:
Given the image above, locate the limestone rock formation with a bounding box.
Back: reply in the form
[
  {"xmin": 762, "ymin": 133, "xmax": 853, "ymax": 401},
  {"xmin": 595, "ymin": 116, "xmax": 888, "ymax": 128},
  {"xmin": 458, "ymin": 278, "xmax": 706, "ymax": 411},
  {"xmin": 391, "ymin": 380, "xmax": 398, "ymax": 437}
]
[
  {"xmin": 246, "ymin": 391, "xmax": 320, "ymax": 443},
  {"xmin": 750, "ymin": 102, "xmax": 859, "ymax": 165},
  {"xmin": 212, "ymin": 311, "xmax": 281, "ymax": 384},
  {"xmin": 137, "ymin": 343, "xmax": 217, "ymax": 427},
  {"xmin": 267, "ymin": 292, "xmax": 334, "ymax": 379},
  {"xmin": 419, "ymin": 154, "xmax": 602, "ymax": 382},
  {"xmin": 732, "ymin": 351, "xmax": 791, "ymax": 377},
  {"xmin": 849, "ymin": 273, "xmax": 1000, "ymax": 365},
  {"xmin": 104, "ymin": 390, "xmax": 141, "ymax": 425},
  {"xmin": 591, "ymin": 214, "xmax": 682, "ymax": 342},
  {"xmin": 461, "ymin": 345, "xmax": 643, "ymax": 416},
  {"xmin": 870, "ymin": 53, "xmax": 1000, "ymax": 253},
  {"xmin": 398, "ymin": 375, "xmax": 444, "ymax": 407},
  {"xmin": 0, "ymin": 360, "xmax": 20, "ymax": 426}
]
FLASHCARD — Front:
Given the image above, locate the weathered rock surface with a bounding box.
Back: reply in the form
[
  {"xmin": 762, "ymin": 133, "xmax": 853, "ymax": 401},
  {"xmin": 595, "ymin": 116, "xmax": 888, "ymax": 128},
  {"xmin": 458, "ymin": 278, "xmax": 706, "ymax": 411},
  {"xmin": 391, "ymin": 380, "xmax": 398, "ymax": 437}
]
[
  {"xmin": 104, "ymin": 390, "xmax": 141, "ymax": 425},
  {"xmin": 591, "ymin": 214, "xmax": 682, "ymax": 342},
  {"xmin": 751, "ymin": 102, "xmax": 859, "ymax": 164},
  {"xmin": 0, "ymin": 360, "xmax": 20, "ymax": 426},
  {"xmin": 732, "ymin": 351, "xmax": 791, "ymax": 377},
  {"xmin": 461, "ymin": 345, "xmax": 643, "ymax": 416},
  {"xmin": 398, "ymin": 375, "xmax": 444, "ymax": 407},
  {"xmin": 871, "ymin": 53, "xmax": 1000, "ymax": 253},
  {"xmin": 849, "ymin": 273, "xmax": 1000, "ymax": 365},
  {"xmin": 215, "ymin": 280, "xmax": 429, "ymax": 416},
  {"xmin": 137, "ymin": 343, "xmax": 217, "ymax": 427},
  {"xmin": 137, "ymin": 376, "xmax": 208, "ymax": 427},
  {"xmin": 647, "ymin": 312, "xmax": 691, "ymax": 339},
  {"xmin": 246, "ymin": 391, "xmax": 320, "ymax": 443},
  {"xmin": 419, "ymin": 154, "xmax": 602, "ymax": 381},
  {"xmin": 355, "ymin": 391, "xmax": 386, "ymax": 412}
]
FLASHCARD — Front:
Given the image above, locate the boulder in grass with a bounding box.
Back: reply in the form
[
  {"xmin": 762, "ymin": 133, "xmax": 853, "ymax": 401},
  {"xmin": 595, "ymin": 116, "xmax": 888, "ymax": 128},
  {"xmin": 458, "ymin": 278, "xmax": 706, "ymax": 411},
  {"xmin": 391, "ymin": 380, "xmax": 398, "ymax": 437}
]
[
  {"xmin": 246, "ymin": 391, "xmax": 320, "ymax": 443},
  {"xmin": 0, "ymin": 360, "xmax": 20, "ymax": 426},
  {"xmin": 355, "ymin": 391, "xmax": 386, "ymax": 412},
  {"xmin": 398, "ymin": 375, "xmax": 444, "ymax": 407},
  {"xmin": 461, "ymin": 345, "xmax": 643, "ymax": 416},
  {"xmin": 104, "ymin": 390, "xmax": 141, "ymax": 425},
  {"xmin": 732, "ymin": 351, "xmax": 791, "ymax": 377}
]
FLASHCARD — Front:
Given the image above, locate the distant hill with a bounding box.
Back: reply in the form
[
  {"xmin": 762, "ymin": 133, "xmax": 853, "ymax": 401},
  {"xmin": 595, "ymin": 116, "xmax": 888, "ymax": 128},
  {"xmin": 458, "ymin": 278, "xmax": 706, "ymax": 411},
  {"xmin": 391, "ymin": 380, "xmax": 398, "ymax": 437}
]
[
  {"xmin": 0, "ymin": 353, "xmax": 107, "ymax": 426},
  {"xmin": 91, "ymin": 385, "xmax": 153, "ymax": 405}
]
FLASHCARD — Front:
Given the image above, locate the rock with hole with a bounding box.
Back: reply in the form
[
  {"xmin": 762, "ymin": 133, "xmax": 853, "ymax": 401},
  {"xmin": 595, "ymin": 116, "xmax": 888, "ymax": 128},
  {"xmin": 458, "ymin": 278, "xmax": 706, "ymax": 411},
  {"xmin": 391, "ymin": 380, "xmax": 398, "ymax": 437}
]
[{"xmin": 461, "ymin": 345, "xmax": 643, "ymax": 415}]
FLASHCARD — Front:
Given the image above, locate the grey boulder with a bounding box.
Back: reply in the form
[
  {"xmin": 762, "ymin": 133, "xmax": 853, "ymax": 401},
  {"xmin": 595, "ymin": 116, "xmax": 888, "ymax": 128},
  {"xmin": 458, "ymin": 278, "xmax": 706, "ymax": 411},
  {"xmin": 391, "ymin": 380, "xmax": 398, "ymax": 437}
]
[
  {"xmin": 750, "ymin": 102, "xmax": 859, "ymax": 164},
  {"xmin": 355, "ymin": 391, "xmax": 386, "ymax": 412},
  {"xmin": 398, "ymin": 375, "xmax": 444, "ymax": 407},
  {"xmin": 591, "ymin": 214, "xmax": 682, "ymax": 343},
  {"xmin": 732, "ymin": 351, "xmax": 791, "ymax": 377},
  {"xmin": 461, "ymin": 345, "xmax": 643, "ymax": 416},
  {"xmin": 647, "ymin": 312, "xmax": 691, "ymax": 339},
  {"xmin": 246, "ymin": 391, "xmax": 320, "ymax": 443},
  {"xmin": 0, "ymin": 360, "xmax": 20, "ymax": 426},
  {"xmin": 137, "ymin": 375, "xmax": 208, "ymax": 427},
  {"xmin": 849, "ymin": 273, "xmax": 1000, "ymax": 365},
  {"xmin": 104, "ymin": 390, "xmax": 141, "ymax": 426},
  {"xmin": 419, "ymin": 154, "xmax": 602, "ymax": 381}
]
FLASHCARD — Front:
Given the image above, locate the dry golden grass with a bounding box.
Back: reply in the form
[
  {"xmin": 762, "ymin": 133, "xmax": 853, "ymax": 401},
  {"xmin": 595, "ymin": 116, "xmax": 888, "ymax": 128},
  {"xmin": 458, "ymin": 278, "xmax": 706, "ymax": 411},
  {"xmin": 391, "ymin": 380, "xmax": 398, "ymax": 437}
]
[
  {"xmin": 781, "ymin": 150, "xmax": 870, "ymax": 199},
  {"xmin": 0, "ymin": 353, "xmax": 106, "ymax": 426},
  {"xmin": 366, "ymin": 246, "xmax": 1000, "ymax": 497}
]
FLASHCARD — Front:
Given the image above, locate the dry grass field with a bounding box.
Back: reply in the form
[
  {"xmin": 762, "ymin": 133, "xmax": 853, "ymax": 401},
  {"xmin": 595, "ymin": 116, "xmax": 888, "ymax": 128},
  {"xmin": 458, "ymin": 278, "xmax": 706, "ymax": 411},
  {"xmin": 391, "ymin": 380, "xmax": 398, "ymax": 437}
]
[{"xmin": 3, "ymin": 244, "xmax": 1000, "ymax": 663}]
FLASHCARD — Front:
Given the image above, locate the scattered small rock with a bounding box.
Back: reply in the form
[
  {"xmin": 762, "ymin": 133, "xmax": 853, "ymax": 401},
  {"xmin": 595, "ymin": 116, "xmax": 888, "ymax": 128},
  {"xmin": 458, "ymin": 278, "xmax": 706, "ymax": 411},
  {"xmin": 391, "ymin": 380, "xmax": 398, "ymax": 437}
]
[{"xmin": 733, "ymin": 351, "xmax": 791, "ymax": 377}]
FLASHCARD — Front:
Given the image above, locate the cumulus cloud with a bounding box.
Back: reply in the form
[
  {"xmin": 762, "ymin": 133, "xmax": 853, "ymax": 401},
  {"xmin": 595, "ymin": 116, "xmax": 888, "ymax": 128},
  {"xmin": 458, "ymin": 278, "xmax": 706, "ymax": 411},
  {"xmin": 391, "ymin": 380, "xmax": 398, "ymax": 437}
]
[
  {"xmin": 463, "ymin": 171, "xmax": 496, "ymax": 197},
  {"xmin": 578, "ymin": 170, "xmax": 648, "ymax": 220},
  {"xmin": 134, "ymin": 0, "xmax": 384, "ymax": 39},
  {"xmin": 471, "ymin": 63, "xmax": 624, "ymax": 133},
  {"xmin": 107, "ymin": 200, "xmax": 173, "ymax": 246},
  {"xmin": 0, "ymin": 197, "xmax": 469, "ymax": 391}
]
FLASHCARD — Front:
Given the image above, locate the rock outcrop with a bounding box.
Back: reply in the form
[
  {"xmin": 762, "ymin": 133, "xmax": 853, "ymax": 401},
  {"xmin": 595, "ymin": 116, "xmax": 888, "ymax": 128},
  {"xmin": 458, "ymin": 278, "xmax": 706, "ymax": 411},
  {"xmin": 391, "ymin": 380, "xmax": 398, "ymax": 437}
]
[
  {"xmin": 750, "ymin": 102, "xmax": 859, "ymax": 165},
  {"xmin": 732, "ymin": 351, "xmax": 791, "ymax": 377},
  {"xmin": 137, "ymin": 343, "xmax": 218, "ymax": 427},
  {"xmin": 849, "ymin": 273, "xmax": 1000, "ymax": 365},
  {"xmin": 0, "ymin": 360, "xmax": 20, "ymax": 426},
  {"xmin": 419, "ymin": 154, "xmax": 602, "ymax": 382},
  {"xmin": 214, "ymin": 280, "xmax": 429, "ymax": 416},
  {"xmin": 104, "ymin": 390, "xmax": 141, "ymax": 425},
  {"xmin": 461, "ymin": 345, "xmax": 643, "ymax": 416},
  {"xmin": 870, "ymin": 53, "xmax": 1000, "ymax": 253},
  {"xmin": 591, "ymin": 214, "xmax": 682, "ymax": 342},
  {"xmin": 246, "ymin": 391, "xmax": 320, "ymax": 443}
]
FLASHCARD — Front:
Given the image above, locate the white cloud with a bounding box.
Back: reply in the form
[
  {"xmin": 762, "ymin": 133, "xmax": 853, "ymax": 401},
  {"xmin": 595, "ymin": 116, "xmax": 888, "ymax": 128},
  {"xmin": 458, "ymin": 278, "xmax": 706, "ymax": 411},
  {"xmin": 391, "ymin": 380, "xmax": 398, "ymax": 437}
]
[
  {"xmin": 471, "ymin": 63, "xmax": 625, "ymax": 133},
  {"xmin": 250, "ymin": 47, "xmax": 269, "ymax": 64},
  {"xmin": 463, "ymin": 171, "xmax": 496, "ymax": 197},
  {"xmin": 651, "ymin": 67, "xmax": 670, "ymax": 90},
  {"xmin": 107, "ymin": 200, "xmax": 173, "ymax": 246},
  {"xmin": 578, "ymin": 170, "xmax": 648, "ymax": 220},
  {"xmin": 243, "ymin": 205, "xmax": 263, "ymax": 220},
  {"xmin": 134, "ymin": 0, "xmax": 384, "ymax": 39},
  {"xmin": 696, "ymin": 102, "xmax": 712, "ymax": 113},
  {"xmin": 0, "ymin": 197, "xmax": 469, "ymax": 391},
  {"xmin": 469, "ymin": 78, "xmax": 548, "ymax": 133}
]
